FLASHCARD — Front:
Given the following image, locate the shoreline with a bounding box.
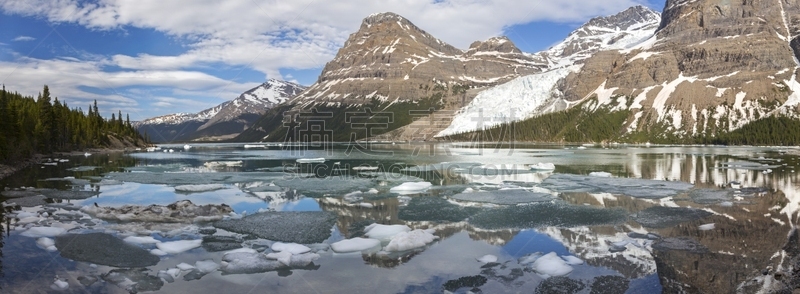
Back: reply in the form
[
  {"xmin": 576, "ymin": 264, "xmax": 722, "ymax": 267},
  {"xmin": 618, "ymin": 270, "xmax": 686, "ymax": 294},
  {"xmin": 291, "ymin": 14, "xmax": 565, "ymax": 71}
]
[{"xmin": 0, "ymin": 147, "xmax": 141, "ymax": 182}]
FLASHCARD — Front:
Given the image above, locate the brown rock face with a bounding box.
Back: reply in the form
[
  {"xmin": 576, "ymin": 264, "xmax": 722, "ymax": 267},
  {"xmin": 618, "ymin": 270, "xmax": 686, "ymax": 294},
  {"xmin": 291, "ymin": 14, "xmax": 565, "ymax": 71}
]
[
  {"xmin": 291, "ymin": 12, "xmax": 543, "ymax": 106},
  {"xmin": 560, "ymin": 0, "xmax": 800, "ymax": 137}
]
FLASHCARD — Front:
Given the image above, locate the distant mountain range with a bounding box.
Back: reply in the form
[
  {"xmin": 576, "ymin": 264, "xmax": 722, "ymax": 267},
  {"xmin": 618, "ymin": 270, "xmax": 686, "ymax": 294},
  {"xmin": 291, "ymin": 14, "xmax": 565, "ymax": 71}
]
[
  {"xmin": 139, "ymin": 0, "xmax": 800, "ymax": 145},
  {"xmin": 133, "ymin": 79, "xmax": 306, "ymax": 142}
]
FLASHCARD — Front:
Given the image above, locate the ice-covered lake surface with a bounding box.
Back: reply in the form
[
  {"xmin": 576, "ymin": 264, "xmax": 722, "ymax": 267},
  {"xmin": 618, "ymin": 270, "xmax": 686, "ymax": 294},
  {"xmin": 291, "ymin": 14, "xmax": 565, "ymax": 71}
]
[{"xmin": 1, "ymin": 143, "xmax": 800, "ymax": 293}]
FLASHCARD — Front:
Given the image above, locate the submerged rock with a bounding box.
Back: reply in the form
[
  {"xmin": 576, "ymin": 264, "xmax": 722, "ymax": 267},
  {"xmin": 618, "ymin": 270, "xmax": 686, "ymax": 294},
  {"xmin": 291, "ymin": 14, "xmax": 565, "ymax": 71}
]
[
  {"xmin": 55, "ymin": 233, "xmax": 160, "ymax": 267},
  {"xmin": 102, "ymin": 268, "xmax": 164, "ymax": 293},
  {"xmin": 469, "ymin": 202, "xmax": 627, "ymax": 230},
  {"xmin": 202, "ymin": 235, "xmax": 243, "ymax": 252},
  {"xmin": 631, "ymin": 206, "xmax": 712, "ymax": 228},
  {"xmin": 589, "ymin": 276, "xmax": 629, "ymax": 294},
  {"xmin": 449, "ymin": 189, "xmax": 554, "ymax": 205},
  {"xmin": 535, "ymin": 276, "xmax": 585, "ymax": 294},
  {"xmin": 213, "ymin": 211, "xmax": 337, "ymax": 243},
  {"xmin": 81, "ymin": 200, "xmax": 233, "ymax": 223},
  {"xmin": 442, "ymin": 275, "xmax": 488, "ymax": 292}
]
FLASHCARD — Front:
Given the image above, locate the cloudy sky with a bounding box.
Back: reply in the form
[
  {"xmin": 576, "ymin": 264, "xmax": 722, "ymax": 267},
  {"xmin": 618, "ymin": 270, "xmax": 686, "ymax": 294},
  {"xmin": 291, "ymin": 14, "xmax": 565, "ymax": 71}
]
[{"xmin": 0, "ymin": 0, "xmax": 664, "ymax": 120}]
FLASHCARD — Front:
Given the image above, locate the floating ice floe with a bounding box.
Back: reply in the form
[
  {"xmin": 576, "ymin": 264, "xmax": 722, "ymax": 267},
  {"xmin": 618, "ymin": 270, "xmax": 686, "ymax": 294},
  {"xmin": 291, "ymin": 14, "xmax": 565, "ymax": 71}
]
[
  {"xmin": 449, "ymin": 189, "xmax": 553, "ymax": 205},
  {"xmin": 389, "ymin": 182, "xmax": 432, "ymax": 194},
  {"xmin": 530, "ymin": 252, "xmax": 573, "ymax": 278},
  {"xmin": 363, "ymin": 224, "xmax": 412, "ymax": 241},
  {"xmin": 589, "ymin": 172, "xmax": 613, "ymax": 177},
  {"xmin": 156, "ymin": 239, "xmax": 202, "ymax": 254},
  {"xmin": 174, "ymin": 184, "xmax": 226, "ymax": 193},
  {"xmin": 469, "ymin": 202, "xmax": 628, "ymax": 230},
  {"xmin": 477, "ymin": 254, "xmax": 498, "ymax": 264},
  {"xmin": 51, "ymin": 278, "xmax": 69, "ymax": 291},
  {"xmin": 529, "ymin": 163, "xmax": 556, "ymax": 171},
  {"xmin": 21, "ymin": 226, "xmax": 67, "ymax": 238},
  {"xmin": 632, "ymin": 206, "xmax": 712, "ymax": 228},
  {"xmin": 36, "ymin": 237, "xmax": 58, "ymax": 252},
  {"xmin": 352, "ymin": 166, "xmax": 379, "ymax": 171},
  {"xmin": 331, "ymin": 238, "xmax": 381, "ymax": 253},
  {"xmin": 561, "ymin": 255, "xmax": 584, "ymax": 265},
  {"xmin": 176, "ymin": 263, "xmax": 195, "ymax": 271},
  {"xmin": 204, "ymin": 161, "xmax": 243, "ymax": 168},
  {"xmin": 539, "ymin": 173, "xmax": 693, "ymax": 199},
  {"xmin": 401, "ymin": 162, "xmax": 482, "ymax": 173},
  {"xmin": 123, "ymin": 236, "xmax": 161, "ymax": 245},
  {"xmin": 67, "ymin": 166, "xmax": 100, "ymax": 172},
  {"xmin": 271, "ymin": 242, "xmax": 311, "ymax": 254},
  {"xmin": 81, "ymin": 200, "xmax": 233, "ymax": 223},
  {"xmin": 384, "ymin": 229, "xmax": 438, "ymax": 251},
  {"xmin": 296, "ymin": 158, "xmax": 325, "ymax": 164}
]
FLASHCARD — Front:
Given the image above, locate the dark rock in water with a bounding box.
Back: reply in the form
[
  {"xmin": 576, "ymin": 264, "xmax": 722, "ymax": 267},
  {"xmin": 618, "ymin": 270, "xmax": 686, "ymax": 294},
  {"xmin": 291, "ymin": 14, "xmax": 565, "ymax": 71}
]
[
  {"xmin": 689, "ymin": 189, "xmax": 733, "ymax": 204},
  {"xmin": 442, "ymin": 275, "xmax": 488, "ymax": 292},
  {"xmin": 589, "ymin": 276, "xmax": 629, "ymax": 294},
  {"xmin": 55, "ymin": 233, "xmax": 160, "ymax": 267},
  {"xmin": 399, "ymin": 197, "xmax": 482, "ymax": 222},
  {"xmin": 631, "ymin": 206, "xmax": 712, "ymax": 228},
  {"xmin": 102, "ymin": 268, "xmax": 164, "ymax": 293},
  {"xmin": 201, "ymin": 235, "xmax": 242, "ymax": 252},
  {"xmin": 78, "ymin": 275, "xmax": 99, "ymax": 287},
  {"xmin": 346, "ymin": 219, "xmax": 376, "ymax": 238},
  {"xmin": 449, "ymin": 189, "xmax": 554, "ymax": 205},
  {"xmin": 535, "ymin": 276, "xmax": 585, "ymax": 294},
  {"xmin": 652, "ymin": 237, "xmax": 709, "ymax": 254},
  {"xmin": 609, "ymin": 245, "xmax": 627, "ymax": 253},
  {"xmin": 469, "ymin": 202, "xmax": 627, "ymax": 230},
  {"xmin": 3, "ymin": 195, "xmax": 48, "ymax": 207},
  {"xmin": 213, "ymin": 211, "xmax": 337, "ymax": 243},
  {"xmin": 198, "ymin": 227, "xmax": 217, "ymax": 235},
  {"xmin": 182, "ymin": 269, "xmax": 207, "ymax": 281}
]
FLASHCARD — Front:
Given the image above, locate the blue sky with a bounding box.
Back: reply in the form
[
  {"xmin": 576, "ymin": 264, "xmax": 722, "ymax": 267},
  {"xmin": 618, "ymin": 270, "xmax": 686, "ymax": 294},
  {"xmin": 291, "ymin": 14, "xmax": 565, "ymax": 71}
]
[{"xmin": 0, "ymin": 0, "xmax": 664, "ymax": 120}]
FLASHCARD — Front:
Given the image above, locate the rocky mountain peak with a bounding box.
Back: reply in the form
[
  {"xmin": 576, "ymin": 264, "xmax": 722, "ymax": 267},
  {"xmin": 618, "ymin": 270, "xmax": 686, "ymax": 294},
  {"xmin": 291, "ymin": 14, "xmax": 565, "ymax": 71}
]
[
  {"xmin": 584, "ymin": 5, "xmax": 660, "ymax": 31},
  {"xmin": 467, "ymin": 36, "xmax": 521, "ymax": 54}
]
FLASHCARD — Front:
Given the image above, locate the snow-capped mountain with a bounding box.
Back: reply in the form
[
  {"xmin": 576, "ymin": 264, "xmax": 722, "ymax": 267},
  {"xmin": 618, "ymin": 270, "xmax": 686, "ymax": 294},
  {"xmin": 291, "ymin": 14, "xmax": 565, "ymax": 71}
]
[
  {"xmin": 438, "ymin": 6, "xmax": 662, "ymax": 137},
  {"xmin": 135, "ymin": 79, "xmax": 306, "ymax": 142}
]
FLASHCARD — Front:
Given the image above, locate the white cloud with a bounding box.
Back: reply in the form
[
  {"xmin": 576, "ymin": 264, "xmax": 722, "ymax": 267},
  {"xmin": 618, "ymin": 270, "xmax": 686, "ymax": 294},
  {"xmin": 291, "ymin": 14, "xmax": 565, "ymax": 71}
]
[
  {"xmin": 0, "ymin": 0, "xmax": 650, "ymax": 118},
  {"xmin": 12, "ymin": 35, "xmax": 36, "ymax": 42}
]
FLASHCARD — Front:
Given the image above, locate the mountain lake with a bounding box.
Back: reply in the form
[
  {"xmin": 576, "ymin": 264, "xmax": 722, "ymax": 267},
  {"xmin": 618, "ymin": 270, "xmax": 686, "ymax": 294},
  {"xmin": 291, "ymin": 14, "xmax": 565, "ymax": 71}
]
[{"xmin": 1, "ymin": 143, "xmax": 799, "ymax": 293}]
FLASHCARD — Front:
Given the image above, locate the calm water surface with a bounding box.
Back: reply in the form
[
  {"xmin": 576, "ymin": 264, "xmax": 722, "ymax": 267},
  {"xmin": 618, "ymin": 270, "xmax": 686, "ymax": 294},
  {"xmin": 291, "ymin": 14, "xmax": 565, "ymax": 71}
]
[{"xmin": 1, "ymin": 143, "xmax": 799, "ymax": 293}]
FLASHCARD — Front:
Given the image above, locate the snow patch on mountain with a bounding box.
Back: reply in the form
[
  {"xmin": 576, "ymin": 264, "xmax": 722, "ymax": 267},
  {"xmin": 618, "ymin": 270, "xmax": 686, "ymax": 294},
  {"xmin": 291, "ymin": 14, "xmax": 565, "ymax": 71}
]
[
  {"xmin": 437, "ymin": 66, "xmax": 580, "ymax": 137},
  {"xmin": 437, "ymin": 6, "xmax": 661, "ymax": 137}
]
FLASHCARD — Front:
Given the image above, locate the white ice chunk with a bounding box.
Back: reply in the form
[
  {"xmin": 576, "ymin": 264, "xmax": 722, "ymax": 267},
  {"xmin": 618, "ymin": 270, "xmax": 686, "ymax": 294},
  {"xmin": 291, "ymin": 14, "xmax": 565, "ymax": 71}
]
[
  {"xmin": 530, "ymin": 163, "xmax": 556, "ymax": 171},
  {"xmin": 699, "ymin": 223, "xmax": 715, "ymax": 231},
  {"xmin": 156, "ymin": 239, "xmax": 202, "ymax": 254},
  {"xmin": 385, "ymin": 229, "xmax": 438, "ymax": 251},
  {"xmin": 51, "ymin": 279, "xmax": 69, "ymax": 291},
  {"xmin": 531, "ymin": 252, "xmax": 574, "ymax": 278},
  {"xmin": 331, "ymin": 238, "xmax": 381, "ymax": 253},
  {"xmin": 150, "ymin": 249, "xmax": 168, "ymax": 256},
  {"xmin": 561, "ymin": 255, "xmax": 584, "ymax": 265},
  {"xmin": 271, "ymin": 242, "xmax": 311, "ymax": 254},
  {"xmin": 21, "ymin": 227, "xmax": 67, "ymax": 238},
  {"xmin": 390, "ymin": 182, "xmax": 432, "ymax": 194},
  {"xmin": 296, "ymin": 158, "xmax": 325, "ymax": 164},
  {"xmin": 224, "ymin": 247, "xmax": 258, "ymax": 255},
  {"xmin": 166, "ymin": 268, "xmax": 181, "ymax": 278},
  {"xmin": 195, "ymin": 260, "xmax": 219, "ymax": 273},
  {"xmin": 174, "ymin": 184, "xmax": 226, "ymax": 192},
  {"xmin": 589, "ymin": 172, "xmax": 613, "ymax": 178},
  {"xmin": 36, "ymin": 237, "xmax": 58, "ymax": 252},
  {"xmin": 359, "ymin": 203, "xmax": 374, "ymax": 208},
  {"xmin": 477, "ymin": 254, "xmax": 498, "ymax": 264},
  {"xmin": 176, "ymin": 263, "xmax": 195, "ymax": 271},
  {"xmin": 265, "ymin": 251, "xmax": 293, "ymax": 266},
  {"xmin": 363, "ymin": 224, "xmax": 411, "ymax": 241},
  {"xmin": 123, "ymin": 236, "xmax": 162, "ymax": 244}
]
